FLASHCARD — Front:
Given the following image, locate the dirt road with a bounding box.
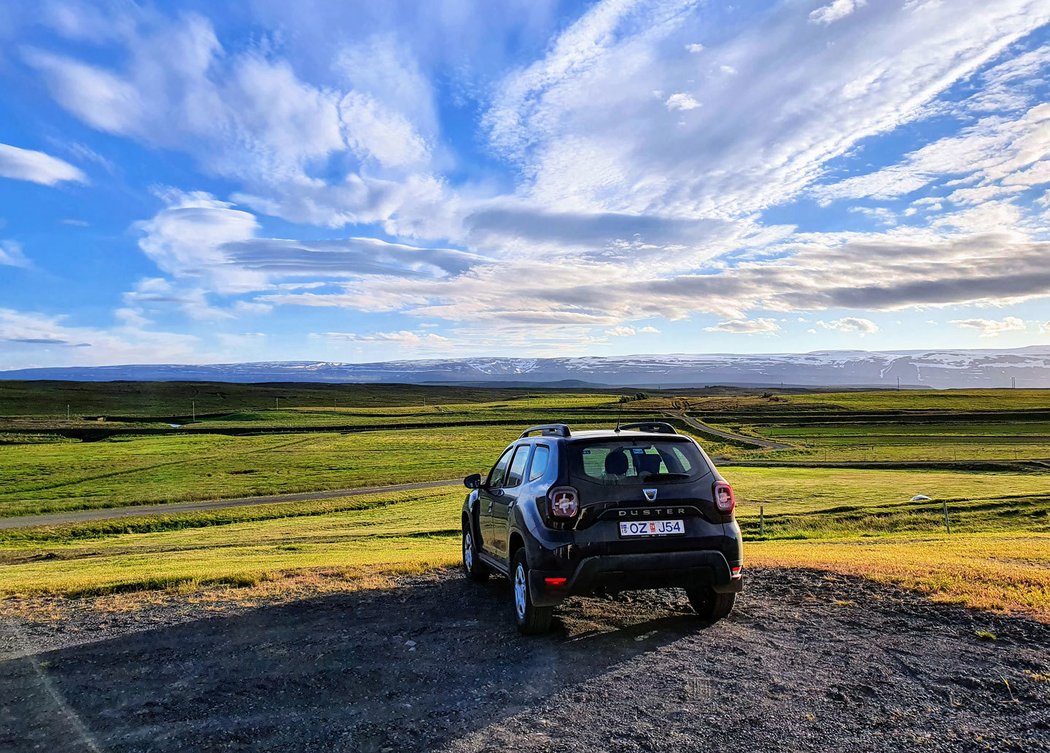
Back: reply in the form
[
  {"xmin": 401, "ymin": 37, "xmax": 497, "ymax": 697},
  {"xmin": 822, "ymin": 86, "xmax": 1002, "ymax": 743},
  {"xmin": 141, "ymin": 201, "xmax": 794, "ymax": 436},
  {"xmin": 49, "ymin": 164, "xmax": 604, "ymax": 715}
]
[
  {"xmin": 3, "ymin": 568, "xmax": 1047, "ymax": 752},
  {"xmin": 668, "ymin": 411, "xmax": 793, "ymax": 450},
  {"xmin": 0, "ymin": 479, "xmax": 460, "ymax": 530}
]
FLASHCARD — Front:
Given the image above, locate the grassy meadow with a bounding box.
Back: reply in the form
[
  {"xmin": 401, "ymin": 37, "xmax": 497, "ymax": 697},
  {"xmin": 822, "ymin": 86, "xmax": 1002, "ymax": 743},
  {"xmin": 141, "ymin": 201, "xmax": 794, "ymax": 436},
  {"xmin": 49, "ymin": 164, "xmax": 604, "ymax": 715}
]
[{"xmin": 0, "ymin": 381, "xmax": 1048, "ymax": 621}]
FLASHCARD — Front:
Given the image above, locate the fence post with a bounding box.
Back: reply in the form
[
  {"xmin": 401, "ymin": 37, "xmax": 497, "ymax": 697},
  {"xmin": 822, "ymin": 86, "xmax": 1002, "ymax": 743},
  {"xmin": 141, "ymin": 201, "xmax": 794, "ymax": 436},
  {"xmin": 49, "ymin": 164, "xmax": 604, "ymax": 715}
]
[
  {"xmin": 759, "ymin": 505, "xmax": 765, "ymax": 536},
  {"xmin": 942, "ymin": 500, "xmax": 951, "ymax": 534}
]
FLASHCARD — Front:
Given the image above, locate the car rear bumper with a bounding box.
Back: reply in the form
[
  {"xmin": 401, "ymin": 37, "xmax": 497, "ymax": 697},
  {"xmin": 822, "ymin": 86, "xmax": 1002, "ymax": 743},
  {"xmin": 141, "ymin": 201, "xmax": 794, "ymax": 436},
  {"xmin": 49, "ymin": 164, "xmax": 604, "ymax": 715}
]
[{"xmin": 529, "ymin": 550, "xmax": 743, "ymax": 607}]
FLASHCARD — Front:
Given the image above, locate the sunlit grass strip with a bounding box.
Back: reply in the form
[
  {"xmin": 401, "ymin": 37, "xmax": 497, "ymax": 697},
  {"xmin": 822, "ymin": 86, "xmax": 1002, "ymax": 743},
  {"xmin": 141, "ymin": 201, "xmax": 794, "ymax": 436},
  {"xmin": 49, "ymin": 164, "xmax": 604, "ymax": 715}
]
[
  {"xmin": 0, "ymin": 489, "xmax": 464, "ymax": 597},
  {"xmin": 748, "ymin": 533, "xmax": 1050, "ymax": 622},
  {"xmin": 0, "ymin": 487, "xmax": 464, "ymax": 547},
  {"xmin": 0, "ymin": 536, "xmax": 460, "ymax": 598}
]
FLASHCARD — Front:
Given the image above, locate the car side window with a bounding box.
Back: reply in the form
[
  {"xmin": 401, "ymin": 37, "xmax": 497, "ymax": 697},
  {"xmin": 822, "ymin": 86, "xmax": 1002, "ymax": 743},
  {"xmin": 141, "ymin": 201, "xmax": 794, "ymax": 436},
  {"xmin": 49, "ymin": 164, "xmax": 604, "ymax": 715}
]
[
  {"xmin": 528, "ymin": 445, "xmax": 550, "ymax": 482},
  {"xmin": 505, "ymin": 445, "xmax": 531, "ymax": 488},
  {"xmin": 487, "ymin": 448, "xmax": 514, "ymax": 488}
]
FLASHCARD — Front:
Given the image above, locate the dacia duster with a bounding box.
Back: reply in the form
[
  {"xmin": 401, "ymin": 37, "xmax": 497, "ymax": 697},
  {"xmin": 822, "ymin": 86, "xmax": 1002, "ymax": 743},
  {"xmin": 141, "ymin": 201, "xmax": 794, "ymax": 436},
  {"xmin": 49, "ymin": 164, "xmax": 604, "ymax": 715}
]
[{"xmin": 461, "ymin": 421, "xmax": 743, "ymax": 634}]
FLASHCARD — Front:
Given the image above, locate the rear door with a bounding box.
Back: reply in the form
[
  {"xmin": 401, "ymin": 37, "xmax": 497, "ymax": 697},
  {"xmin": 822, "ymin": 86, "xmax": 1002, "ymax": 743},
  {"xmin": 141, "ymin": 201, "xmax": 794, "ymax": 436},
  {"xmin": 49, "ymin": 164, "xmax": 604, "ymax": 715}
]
[
  {"xmin": 491, "ymin": 444, "xmax": 532, "ymax": 560},
  {"xmin": 477, "ymin": 447, "xmax": 513, "ymax": 555}
]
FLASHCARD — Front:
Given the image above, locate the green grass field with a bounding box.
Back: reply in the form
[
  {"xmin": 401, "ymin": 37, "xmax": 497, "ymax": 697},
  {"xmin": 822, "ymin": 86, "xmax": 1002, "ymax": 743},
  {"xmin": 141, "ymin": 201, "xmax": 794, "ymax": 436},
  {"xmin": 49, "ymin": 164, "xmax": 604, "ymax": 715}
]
[
  {"xmin": 0, "ymin": 427, "xmax": 518, "ymax": 516},
  {"xmin": 0, "ymin": 380, "xmax": 583, "ymax": 417},
  {"xmin": 1, "ymin": 382, "xmax": 1048, "ymax": 620}
]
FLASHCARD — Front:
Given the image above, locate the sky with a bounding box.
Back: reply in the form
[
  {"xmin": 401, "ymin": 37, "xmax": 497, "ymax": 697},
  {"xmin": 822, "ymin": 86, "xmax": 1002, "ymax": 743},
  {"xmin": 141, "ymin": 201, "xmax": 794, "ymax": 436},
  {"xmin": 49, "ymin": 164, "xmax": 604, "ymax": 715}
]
[{"xmin": 0, "ymin": 0, "xmax": 1049, "ymax": 368}]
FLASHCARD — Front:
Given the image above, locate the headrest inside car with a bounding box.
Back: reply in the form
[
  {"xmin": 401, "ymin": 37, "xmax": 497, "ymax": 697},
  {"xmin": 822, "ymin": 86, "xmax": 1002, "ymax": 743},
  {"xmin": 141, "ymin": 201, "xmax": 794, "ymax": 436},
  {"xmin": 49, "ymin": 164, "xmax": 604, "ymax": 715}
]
[{"xmin": 604, "ymin": 448, "xmax": 629, "ymax": 475}]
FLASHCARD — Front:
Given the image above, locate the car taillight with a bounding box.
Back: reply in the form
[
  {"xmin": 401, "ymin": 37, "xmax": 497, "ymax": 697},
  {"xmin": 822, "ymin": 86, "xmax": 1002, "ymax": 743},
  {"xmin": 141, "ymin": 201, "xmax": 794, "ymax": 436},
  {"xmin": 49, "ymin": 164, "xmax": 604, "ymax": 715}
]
[
  {"xmin": 548, "ymin": 486, "xmax": 579, "ymax": 518},
  {"xmin": 713, "ymin": 481, "xmax": 735, "ymax": 514}
]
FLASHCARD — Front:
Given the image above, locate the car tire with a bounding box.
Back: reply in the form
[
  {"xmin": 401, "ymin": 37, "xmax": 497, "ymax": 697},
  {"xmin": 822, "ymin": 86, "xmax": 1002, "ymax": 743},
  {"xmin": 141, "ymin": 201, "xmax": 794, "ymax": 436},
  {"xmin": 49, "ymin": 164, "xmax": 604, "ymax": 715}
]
[
  {"xmin": 512, "ymin": 548, "xmax": 553, "ymax": 635},
  {"xmin": 462, "ymin": 524, "xmax": 489, "ymax": 582},
  {"xmin": 686, "ymin": 586, "xmax": 735, "ymax": 621}
]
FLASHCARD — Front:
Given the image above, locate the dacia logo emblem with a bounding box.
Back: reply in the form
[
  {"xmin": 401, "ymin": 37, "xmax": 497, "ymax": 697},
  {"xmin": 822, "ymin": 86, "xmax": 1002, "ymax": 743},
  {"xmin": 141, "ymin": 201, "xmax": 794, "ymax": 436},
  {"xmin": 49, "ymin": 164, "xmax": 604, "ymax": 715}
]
[{"xmin": 643, "ymin": 488, "xmax": 658, "ymax": 502}]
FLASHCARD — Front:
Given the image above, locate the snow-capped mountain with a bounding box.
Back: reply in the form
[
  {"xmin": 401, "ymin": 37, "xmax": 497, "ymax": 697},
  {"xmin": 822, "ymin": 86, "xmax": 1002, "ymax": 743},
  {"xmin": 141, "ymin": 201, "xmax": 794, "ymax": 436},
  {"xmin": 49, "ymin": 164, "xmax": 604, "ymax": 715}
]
[{"xmin": 3, "ymin": 347, "xmax": 1050, "ymax": 388}]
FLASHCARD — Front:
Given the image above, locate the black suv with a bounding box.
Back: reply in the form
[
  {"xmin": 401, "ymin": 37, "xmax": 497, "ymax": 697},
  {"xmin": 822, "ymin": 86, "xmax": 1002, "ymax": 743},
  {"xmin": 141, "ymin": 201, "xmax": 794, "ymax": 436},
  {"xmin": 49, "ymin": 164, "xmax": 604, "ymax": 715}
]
[{"xmin": 461, "ymin": 421, "xmax": 743, "ymax": 634}]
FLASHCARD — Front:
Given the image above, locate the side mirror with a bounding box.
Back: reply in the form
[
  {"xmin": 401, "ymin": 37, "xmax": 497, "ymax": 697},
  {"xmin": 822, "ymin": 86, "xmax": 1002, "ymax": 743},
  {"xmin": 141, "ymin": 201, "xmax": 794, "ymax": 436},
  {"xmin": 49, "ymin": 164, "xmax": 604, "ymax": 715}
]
[{"xmin": 464, "ymin": 473, "xmax": 482, "ymax": 489}]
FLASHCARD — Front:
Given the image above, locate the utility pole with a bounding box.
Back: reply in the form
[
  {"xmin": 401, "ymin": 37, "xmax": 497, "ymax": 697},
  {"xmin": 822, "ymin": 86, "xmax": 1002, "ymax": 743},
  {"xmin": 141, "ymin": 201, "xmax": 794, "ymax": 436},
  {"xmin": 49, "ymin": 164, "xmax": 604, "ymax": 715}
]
[
  {"xmin": 897, "ymin": 376, "xmax": 901, "ymax": 391},
  {"xmin": 1011, "ymin": 377, "xmax": 1016, "ymax": 389},
  {"xmin": 66, "ymin": 404, "xmax": 70, "ymax": 421},
  {"xmin": 275, "ymin": 397, "xmax": 280, "ymax": 410},
  {"xmin": 191, "ymin": 400, "xmax": 195, "ymax": 422}
]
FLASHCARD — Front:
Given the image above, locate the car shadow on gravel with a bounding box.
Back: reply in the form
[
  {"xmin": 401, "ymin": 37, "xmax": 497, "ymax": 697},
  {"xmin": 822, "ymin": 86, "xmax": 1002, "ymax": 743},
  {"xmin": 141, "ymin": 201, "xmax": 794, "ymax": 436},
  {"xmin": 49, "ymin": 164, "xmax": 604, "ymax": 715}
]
[{"xmin": 2, "ymin": 572, "xmax": 714, "ymax": 753}]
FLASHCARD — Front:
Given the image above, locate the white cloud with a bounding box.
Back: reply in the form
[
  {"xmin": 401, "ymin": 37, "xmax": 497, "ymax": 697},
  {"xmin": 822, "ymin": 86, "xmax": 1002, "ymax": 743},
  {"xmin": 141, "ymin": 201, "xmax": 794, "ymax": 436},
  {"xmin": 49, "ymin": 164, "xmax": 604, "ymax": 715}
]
[
  {"xmin": 122, "ymin": 277, "xmax": 235, "ymax": 322},
  {"xmin": 809, "ymin": 0, "xmax": 866, "ymax": 26},
  {"xmin": 485, "ymin": 0, "xmax": 1048, "ymax": 222},
  {"xmin": 322, "ymin": 220, "xmax": 1050, "ymax": 341},
  {"xmin": 134, "ymin": 190, "xmax": 478, "ymax": 299},
  {"xmin": 0, "ymin": 307, "xmax": 199, "ymax": 368},
  {"xmin": 320, "ymin": 330, "xmax": 449, "ymax": 346},
  {"xmin": 0, "ymin": 142, "xmax": 85, "ymax": 185},
  {"xmin": 817, "ymin": 317, "xmax": 879, "ymax": 334},
  {"xmin": 704, "ymin": 318, "xmax": 780, "ymax": 334},
  {"xmin": 484, "ymin": 0, "xmax": 653, "ymax": 162},
  {"xmin": 23, "ymin": 48, "xmax": 146, "ymax": 134},
  {"xmin": 0, "ymin": 240, "xmax": 29, "ymax": 268},
  {"xmin": 24, "ymin": 12, "xmax": 441, "ymax": 230},
  {"xmin": 339, "ymin": 91, "xmax": 430, "ymax": 168},
  {"xmin": 665, "ymin": 92, "xmax": 701, "ymax": 111},
  {"xmin": 605, "ymin": 325, "xmax": 660, "ymax": 336},
  {"xmin": 44, "ymin": 13, "xmax": 335, "ymax": 173},
  {"xmin": 134, "ymin": 191, "xmax": 264, "ymax": 294},
  {"xmin": 815, "ymin": 103, "xmax": 1050, "ymax": 205},
  {"xmin": 8, "ymin": 1, "xmax": 1050, "ymax": 358},
  {"xmin": 950, "ymin": 316, "xmax": 1027, "ymax": 337}
]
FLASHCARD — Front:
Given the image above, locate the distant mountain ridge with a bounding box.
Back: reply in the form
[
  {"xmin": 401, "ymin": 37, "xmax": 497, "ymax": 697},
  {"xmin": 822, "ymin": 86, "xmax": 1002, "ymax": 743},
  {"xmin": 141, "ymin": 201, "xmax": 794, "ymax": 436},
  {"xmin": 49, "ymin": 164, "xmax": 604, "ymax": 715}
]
[{"xmin": 3, "ymin": 346, "xmax": 1050, "ymax": 388}]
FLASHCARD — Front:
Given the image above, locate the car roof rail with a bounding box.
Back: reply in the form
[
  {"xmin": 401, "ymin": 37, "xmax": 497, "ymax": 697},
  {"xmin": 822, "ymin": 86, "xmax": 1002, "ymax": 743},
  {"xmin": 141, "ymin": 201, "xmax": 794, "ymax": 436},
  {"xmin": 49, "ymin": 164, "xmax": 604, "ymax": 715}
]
[
  {"xmin": 519, "ymin": 423, "xmax": 572, "ymax": 438},
  {"xmin": 616, "ymin": 421, "xmax": 678, "ymax": 435}
]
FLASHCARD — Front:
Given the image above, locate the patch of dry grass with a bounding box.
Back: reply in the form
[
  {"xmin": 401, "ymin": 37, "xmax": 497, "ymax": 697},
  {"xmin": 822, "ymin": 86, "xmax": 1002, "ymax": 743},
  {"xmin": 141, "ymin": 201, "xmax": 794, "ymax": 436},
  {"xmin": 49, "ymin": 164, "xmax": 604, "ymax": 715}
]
[
  {"xmin": 748, "ymin": 533, "xmax": 1050, "ymax": 622},
  {"xmin": 0, "ymin": 567, "xmax": 424, "ymax": 624}
]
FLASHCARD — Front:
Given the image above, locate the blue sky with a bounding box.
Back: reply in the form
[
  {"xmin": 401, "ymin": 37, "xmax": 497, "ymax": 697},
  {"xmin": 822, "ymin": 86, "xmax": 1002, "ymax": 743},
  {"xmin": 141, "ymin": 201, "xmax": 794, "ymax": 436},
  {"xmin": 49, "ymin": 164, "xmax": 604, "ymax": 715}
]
[{"xmin": 0, "ymin": 0, "xmax": 1048, "ymax": 368}]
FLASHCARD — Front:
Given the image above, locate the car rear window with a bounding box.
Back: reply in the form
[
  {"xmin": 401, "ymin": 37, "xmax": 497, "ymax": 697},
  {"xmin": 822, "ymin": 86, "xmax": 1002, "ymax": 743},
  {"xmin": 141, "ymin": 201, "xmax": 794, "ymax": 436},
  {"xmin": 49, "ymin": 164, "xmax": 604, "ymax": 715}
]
[{"xmin": 570, "ymin": 439, "xmax": 706, "ymax": 484}]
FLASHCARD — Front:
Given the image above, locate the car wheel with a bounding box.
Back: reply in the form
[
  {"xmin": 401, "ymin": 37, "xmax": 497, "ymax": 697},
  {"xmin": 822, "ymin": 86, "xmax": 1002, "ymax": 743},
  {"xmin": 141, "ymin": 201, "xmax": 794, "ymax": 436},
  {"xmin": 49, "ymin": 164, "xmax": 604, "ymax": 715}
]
[
  {"xmin": 686, "ymin": 586, "xmax": 735, "ymax": 621},
  {"xmin": 462, "ymin": 525, "xmax": 489, "ymax": 582},
  {"xmin": 512, "ymin": 548, "xmax": 553, "ymax": 635}
]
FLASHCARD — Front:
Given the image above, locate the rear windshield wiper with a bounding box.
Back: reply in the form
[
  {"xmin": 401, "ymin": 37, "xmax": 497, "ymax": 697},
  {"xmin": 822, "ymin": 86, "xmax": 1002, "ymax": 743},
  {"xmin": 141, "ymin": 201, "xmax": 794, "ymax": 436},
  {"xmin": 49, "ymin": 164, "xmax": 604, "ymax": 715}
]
[{"xmin": 638, "ymin": 472, "xmax": 691, "ymax": 481}]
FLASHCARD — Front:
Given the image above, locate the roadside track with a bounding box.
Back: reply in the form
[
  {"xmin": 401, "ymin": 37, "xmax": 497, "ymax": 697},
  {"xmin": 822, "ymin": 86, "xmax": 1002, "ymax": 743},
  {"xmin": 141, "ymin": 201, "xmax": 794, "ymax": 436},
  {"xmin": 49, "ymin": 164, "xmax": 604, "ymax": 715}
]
[
  {"xmin": 0, "ymin": 479, "xmax": 461, "ymax": 531},
  {"xmin": 667, "ymin": 411, "xmax": 792, "ymax": 450}
]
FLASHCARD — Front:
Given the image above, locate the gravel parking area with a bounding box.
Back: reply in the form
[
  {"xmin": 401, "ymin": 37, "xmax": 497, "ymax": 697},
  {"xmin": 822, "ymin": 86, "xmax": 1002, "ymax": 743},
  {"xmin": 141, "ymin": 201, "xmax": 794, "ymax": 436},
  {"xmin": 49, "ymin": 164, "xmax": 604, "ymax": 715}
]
[{"xmin": 2, "ymin": 567, "xmax": 1048, "ymax": 752}]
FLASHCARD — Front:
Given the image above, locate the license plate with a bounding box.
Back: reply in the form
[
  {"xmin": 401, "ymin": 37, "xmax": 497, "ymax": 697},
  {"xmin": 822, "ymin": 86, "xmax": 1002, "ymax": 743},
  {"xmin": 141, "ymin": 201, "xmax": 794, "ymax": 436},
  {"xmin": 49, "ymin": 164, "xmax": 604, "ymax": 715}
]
[{"xmin": 619, "ymin": 519, "xmax": 685, "ymax": 537}]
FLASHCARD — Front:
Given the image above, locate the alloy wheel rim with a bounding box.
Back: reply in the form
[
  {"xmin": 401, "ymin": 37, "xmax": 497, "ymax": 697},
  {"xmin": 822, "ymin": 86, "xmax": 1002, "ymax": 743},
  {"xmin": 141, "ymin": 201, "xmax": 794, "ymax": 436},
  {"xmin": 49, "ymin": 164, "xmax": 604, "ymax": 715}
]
[
  {"xmin": 463, "ymin": 532, "xmax": 473, "ymax": 571},
  {"xmin": 514, "ymin": 563, "xmax": 527, "ymax": 619}
]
